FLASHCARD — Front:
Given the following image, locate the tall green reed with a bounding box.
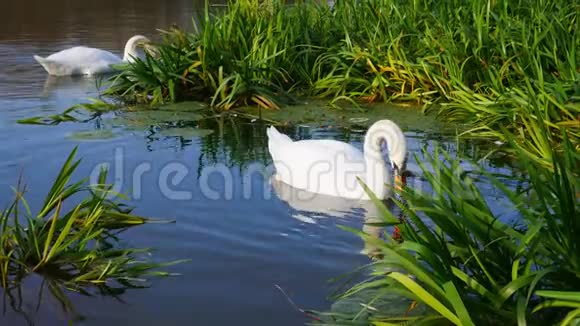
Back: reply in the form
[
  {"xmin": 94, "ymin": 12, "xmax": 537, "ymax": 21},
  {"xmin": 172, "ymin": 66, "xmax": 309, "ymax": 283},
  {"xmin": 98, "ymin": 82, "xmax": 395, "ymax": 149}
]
[
  {"xmin": 315, "ymin": 125, "xmax": 579, "ymax": 325},
  {"xmin": 104, "ymin": 0, "xmax": 578, "ymax": 162},
  {"xmin": 107, "ymin": 0, "xmax": 336, "ymax": 109},
  {"xmin": 0, "ymin": 147, "xmax": 185, "ymax": 293}
]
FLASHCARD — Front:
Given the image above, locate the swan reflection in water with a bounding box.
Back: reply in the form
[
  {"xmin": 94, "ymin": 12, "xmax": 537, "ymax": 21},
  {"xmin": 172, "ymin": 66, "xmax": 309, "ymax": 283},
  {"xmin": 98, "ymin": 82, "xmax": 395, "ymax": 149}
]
[
  {"xmin": 270, "ymin": 177, "xmax": 402, "ymax": 258},
  {"xmin": 41, "ymin": 74, "xmax": 101, "ymax": 99}
]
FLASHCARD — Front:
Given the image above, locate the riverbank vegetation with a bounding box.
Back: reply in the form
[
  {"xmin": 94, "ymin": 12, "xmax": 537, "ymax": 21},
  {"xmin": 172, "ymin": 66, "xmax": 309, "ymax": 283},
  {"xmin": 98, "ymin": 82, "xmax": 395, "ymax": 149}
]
[
  {"xmin": 105, "ymin": 0, "xmax": 578, "ymax": 162},
  {"xmin": 15, "ymin": 0, "xmax": 578, "ymax": 323},
  {"xmin": 311, "ymin": 128, "xmax": 579, "ymax": 325},
  {"xmin": 0, "ymin": 147, "xmax": 184, "ymax": 318},
  {"xmin": 90, "ymin": 0, "xmax": 575, "ymax": 324}
]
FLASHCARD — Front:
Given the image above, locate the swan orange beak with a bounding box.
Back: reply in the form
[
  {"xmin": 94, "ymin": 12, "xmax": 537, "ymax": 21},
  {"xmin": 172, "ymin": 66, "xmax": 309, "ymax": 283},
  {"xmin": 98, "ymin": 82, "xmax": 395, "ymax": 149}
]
[{"xmin": 394, "ymin": 170, "xmax": 406, "ymax": 192}]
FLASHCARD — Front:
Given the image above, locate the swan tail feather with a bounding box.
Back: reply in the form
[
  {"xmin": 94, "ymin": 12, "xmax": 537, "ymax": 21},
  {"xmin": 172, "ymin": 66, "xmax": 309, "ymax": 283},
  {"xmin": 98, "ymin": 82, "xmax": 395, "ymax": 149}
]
[
  {"xmin": 33, "ymin": 55, "xmax": 50, "ymax": 72},
  {"xmin": 33, "ymin": 55, "xmax": 67, "ymax": 75},
  {"xmin": 267, "ymin": 126, "xmax": 292, "ymax": 144}
]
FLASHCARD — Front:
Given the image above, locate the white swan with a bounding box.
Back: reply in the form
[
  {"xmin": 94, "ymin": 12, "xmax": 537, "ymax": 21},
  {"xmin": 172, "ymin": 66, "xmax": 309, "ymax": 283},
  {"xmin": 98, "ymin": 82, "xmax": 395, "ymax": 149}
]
[
  {"xmin": 33, "ymin": 35, "xmax": 152, "ymax": 76},
  {"xmin": 267, "ymin": 119, "xmax": 407, "ymax": 200}
]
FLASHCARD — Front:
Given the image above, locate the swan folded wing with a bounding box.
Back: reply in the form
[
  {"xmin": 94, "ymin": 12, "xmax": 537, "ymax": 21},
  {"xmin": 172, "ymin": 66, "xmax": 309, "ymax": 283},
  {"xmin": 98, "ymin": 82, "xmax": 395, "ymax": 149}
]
[
  {"xmin": 295, "ymin": 139, "xmax": 364, "ymax": 161},
  {"xmin": 45, "ymin": 47, "xmax": 121, "ymax": 63},
  {"xmin": 35, "ymin": 47, "xmax": 122, "ymax": 76},
  {"xmin": 270, "ymin": 139, "xmax": 366, "ymax": 197},
  {"xmin": 267, "ymin": 126, "xmax": 362, "ymax": 161}
]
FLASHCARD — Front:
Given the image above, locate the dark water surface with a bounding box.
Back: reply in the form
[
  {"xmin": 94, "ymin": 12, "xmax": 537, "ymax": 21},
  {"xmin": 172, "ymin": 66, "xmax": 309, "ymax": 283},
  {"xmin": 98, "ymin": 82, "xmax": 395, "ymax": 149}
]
[{"xmin": 0, "ymin": 1, "xmax": 518, "ymax": 325}]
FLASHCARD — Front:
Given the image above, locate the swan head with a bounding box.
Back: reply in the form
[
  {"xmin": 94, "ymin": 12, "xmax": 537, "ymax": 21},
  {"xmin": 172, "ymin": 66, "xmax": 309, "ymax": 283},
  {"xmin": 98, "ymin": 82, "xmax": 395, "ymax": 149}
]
[{"xmin": 123, "ymin": 35, "xmax": 153, "ymax": 62}]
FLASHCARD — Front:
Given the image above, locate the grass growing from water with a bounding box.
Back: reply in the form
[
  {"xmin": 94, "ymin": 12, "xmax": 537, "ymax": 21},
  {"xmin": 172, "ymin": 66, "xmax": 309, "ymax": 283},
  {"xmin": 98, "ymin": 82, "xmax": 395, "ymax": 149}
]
[
  {"xmin": 0, "ymin": 147, "xmax": 184, "ymax": 310},
  {"xmin": 17, "ymin": 1, "xmax": 578, "ymax": 322},
  {"xmin": 312, "ymin": 125, "xmax": 580, "ymax": 325},
  {"xmin": 105, "ymin": 0, "xmax": 579, "ymax": 159}
]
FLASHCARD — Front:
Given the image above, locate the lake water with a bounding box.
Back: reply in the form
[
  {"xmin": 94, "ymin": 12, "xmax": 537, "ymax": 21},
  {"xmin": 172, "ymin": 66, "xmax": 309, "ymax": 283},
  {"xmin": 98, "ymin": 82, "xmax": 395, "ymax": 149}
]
[{"xmin": 0, "ymin": 1, "xmax": 518, "ymax": 325}]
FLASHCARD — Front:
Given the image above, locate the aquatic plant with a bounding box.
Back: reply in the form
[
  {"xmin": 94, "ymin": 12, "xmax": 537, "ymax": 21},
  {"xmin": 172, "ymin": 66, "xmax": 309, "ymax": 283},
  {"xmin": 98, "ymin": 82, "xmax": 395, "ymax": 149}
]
[
  {"xmin": 106, "ymin": 0, "xmax": 315, "ymax": 109},
  {"xmin": 314, "ymin": 125, "xmax": 580, "ymax": 325},
  {"xmin": 105, "ymin": 0, "xmax": 341, "ymax": 108},
  {"xmin": 17, "ymin": 98, "xmax": 119, "ymax": 125},
  {"xmin": 0, "ymin": 147, "xmax": 184, "ymax": 303},
  {"xmin": 102, "ymin": 0, "xmax": 579, "ymax": 170}
]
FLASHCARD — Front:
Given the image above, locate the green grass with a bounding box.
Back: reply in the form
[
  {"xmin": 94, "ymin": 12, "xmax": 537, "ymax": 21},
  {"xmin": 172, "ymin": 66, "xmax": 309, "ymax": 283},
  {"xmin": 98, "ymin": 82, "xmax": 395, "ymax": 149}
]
[
  {"xmin": 103, "ymin": 0, "xmax": 578, "ymax": 166},
  {"xmin": 0, "ymin": 147, "xmax": 185, "ymax": 311},
  {"xmin": 312, "ymin": 125, "xmax": 580, "ymax": 325},
  {"xmin": 15, "ymin": 1, "xmax": 579, "ymax": 322}
]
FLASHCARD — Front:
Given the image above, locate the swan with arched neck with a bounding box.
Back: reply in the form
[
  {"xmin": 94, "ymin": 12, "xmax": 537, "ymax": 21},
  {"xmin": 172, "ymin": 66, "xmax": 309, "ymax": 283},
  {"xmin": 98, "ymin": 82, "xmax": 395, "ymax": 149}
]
[
  {"xmin": 33, "ymin": 35, "xmax": 153, "ymax": 76},
  {"xmin": 266, "ymin": 119, "xmax": 407, "ymax": 200}
]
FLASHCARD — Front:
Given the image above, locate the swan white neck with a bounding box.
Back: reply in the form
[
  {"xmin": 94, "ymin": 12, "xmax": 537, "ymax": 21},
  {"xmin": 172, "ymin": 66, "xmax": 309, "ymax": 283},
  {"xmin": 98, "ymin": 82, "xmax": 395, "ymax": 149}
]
[
  {"xmin": 122, "ymin": 35, "xmax": 149, "ymax": 62},
  {"xmin": 363, "ymin": 120, "xmax": 407, "ymax": 199}
]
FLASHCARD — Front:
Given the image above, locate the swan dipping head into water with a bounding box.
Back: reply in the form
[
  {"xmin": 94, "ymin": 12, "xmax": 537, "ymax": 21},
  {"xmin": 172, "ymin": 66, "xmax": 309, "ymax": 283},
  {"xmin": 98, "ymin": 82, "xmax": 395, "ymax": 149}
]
[
  {"xmin": 267, "ymin": 119, "xmax": 407, "ymax": 200},
  {"xmin": 120, "ymin": 35, "xmax": 154, "ymax": 62},
  {"xmin": 33, "ymin": 34, "xmax": 153, "ymax": 76}
]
